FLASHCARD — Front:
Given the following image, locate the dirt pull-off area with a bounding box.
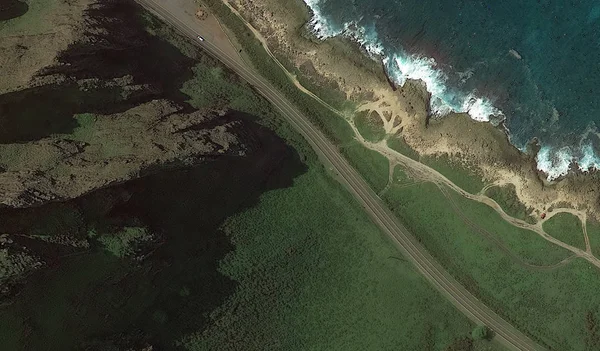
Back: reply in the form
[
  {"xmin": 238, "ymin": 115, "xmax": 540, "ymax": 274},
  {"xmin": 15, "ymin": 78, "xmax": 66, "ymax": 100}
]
[{"xmin": 225, "ymin": 0, "xmax": 600, "ymax": 220}]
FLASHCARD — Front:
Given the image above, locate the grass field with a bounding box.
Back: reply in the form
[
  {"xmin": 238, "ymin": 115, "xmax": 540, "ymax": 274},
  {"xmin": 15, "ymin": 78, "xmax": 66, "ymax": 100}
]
[
  {"xmin": 485, "ymin": 185, "xmax": 537, "ymax": 224},
  {"xmin": 392, "ymin": 164, "xmax": 416, "ymax": 186},
  {"xmin": 543, "ymin": 212, "xmax": 586, "ymax": 250},
  {"xmin": 340, "ymin": 141, "xmax": 389, "ymax": 193},
  {"xmin": 381, "ymin": 180, "xmax": 600, "ymax": 350},
  {"xmin": 420, "ymin": 154, "xmax": 486, "ymax": 194},
  {"xmin": 587, "ymin": 220, "xmax": 600, "ymax": 258},
  {"xmin": 386, "ymin": 135, "xmax": 420, "ymax": 161},
  {"xmin": 383, "ymin": 182, "xmax": 570, "ymax": 269},
  {"xmin": 354, "ymin": 110, "xmax": 385, "ymax": 143},
  {"xmin": 181, "ymin": 152, "xmax": 497, "ymax": 351}
]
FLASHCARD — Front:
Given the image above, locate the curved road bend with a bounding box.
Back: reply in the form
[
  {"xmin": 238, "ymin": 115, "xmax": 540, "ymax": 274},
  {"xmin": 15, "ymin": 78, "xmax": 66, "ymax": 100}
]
[{"xmin": 137, "ymin": 1, "xmax": 545, "ymax": 349}]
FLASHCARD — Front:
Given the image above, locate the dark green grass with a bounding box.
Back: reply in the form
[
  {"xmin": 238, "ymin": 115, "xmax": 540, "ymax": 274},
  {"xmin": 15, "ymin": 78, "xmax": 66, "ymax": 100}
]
[
  {"xmin": 386, "ymin": 135, "xmax": 420, "ymax": 160},
  {"xmin": 354, "ymin": 110, "xmax": 385, "ymax": 143},
  {"xmin": 181, "ymin": 155, "xmax": 493, "ymax": 351},
  {"xmin": 543, "ymin": 212, "xmax": 586, "ymax": 250},
  {"xmin": 420, "ymin": 155, "xmax": 485, "ymax": 194},
  {"xmin": 392, "ymin": 164, "xmax": 413, "ymax": 185},
  {"xmin": 0, "ymin": 253, "xmax": 129, "ymax": 350},
  {"xmin": 587, "ymin": 220, "xmax": 600, "ymax": 258},
  {"xmin": 383, "ymin": 182, "xmax": 570, "ymax": 268},
  {"xmin": 485, "ymin": 185, "xmax": 536, "ymax": 224},
  {"xmin": 340, "ymin": 141, "xmax": 389, "ymax": 193},
  {"xmin": 382, "ymin": 181, "xmax": 600, "ymax": 350}
]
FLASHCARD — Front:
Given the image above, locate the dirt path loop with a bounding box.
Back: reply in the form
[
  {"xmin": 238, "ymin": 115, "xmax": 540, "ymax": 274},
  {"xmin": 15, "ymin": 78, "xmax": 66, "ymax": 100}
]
[
  {"xmin": 355, "ymin": 127, "xmax": 600, "ymax": 268},
  {"xmin": 218, "ymin": 0, "xmax": 596, "ymax": 270},
  {"xmin": 437, "ymin": 185, "xmax": 576, "ymax": 271},
  {"xmin": 537, "ymin": 209, "xmax": 591, "ymax": 253}
]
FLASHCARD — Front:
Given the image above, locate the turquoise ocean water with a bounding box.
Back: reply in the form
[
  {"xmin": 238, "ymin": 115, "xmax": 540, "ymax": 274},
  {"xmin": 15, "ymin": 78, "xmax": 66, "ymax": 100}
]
[{"xmin": 303, "ymin": 0, "xmax": 600, "ymax": 179}]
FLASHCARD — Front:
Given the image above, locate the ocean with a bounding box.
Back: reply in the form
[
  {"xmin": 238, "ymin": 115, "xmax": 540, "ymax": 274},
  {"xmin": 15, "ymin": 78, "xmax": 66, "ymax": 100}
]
[{"xmin": 303, "ymin": 0, "xmax": 600, "ymax": 179}]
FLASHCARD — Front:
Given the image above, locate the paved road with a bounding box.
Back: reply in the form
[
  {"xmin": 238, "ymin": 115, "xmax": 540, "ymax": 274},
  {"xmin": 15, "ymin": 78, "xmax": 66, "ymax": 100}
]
[{"xmin": 136, "ymin": 1, "xmax": 546, "ymax": 349}]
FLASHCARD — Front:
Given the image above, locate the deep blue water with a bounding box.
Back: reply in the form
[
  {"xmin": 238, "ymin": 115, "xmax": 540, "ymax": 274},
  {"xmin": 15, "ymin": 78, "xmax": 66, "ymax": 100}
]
[{"xmin": 304, "ymin": 0, "xmax": 600, "ymax": 178}]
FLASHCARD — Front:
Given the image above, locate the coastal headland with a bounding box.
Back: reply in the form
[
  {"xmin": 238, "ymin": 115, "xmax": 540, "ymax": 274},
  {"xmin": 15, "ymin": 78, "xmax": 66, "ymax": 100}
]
[{"xmin": 225, "ymin": 0, "xmax": 600, "ymax": 221}]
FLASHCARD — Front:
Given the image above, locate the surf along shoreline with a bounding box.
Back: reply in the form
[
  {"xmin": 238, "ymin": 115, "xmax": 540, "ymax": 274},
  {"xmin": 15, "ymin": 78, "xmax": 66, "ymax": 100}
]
[{"xmin": 215, "ymin": 0, "xmax": 600, "ymax": 220}]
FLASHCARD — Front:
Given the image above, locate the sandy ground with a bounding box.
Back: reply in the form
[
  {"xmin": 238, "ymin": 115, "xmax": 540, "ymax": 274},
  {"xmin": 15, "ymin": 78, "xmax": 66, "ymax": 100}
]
[{"xmin": 223, "ymin": 0, "xmax": 600, "ymax": 221}]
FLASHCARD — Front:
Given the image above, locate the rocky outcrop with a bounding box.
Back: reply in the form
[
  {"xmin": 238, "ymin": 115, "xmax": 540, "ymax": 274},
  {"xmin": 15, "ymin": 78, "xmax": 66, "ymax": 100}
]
[
  {"xmin": 0, "ymin": 0, "xmax": 264, "ymax": 209},
  {"xmin": 0, "ymin": 99, "xmax": 257, "ymax": 208},
  {"xmin": 0, "ymin": 234, "xmax": 44, "ymax": 296}
]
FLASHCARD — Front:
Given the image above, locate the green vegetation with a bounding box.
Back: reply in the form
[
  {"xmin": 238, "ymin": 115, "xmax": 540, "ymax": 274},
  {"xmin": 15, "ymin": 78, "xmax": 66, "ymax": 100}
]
[
  {"xmin": 383, "ymin": 181, "xmax": 570, "ymax": 268},
  {"xmin": 485, "ymin": 185, "xmax": 536, "ymax": 224},
  {"xmin": 445, "ymin": 187, "xmax": 570, "ymax": 265},
  {"xmin": 182, "ymin": 149, "xmax": 487, "ymax": 351},
  {"xmin": 381, "ymin": 180, "xmax": 600, "ymax": 350},
  {"xmin": 586, "ymin": 220, "xmax": 600, "ymax": 258},
  {"xmin": 71, "ymin": 113, "xmax": 97, "ymax": 141},
  {"xmin": 340, "ymin": 142, "xmax": 389, "ymax": 193},
  {"xmin": 0, "ymin": 251, "xmax": 137, "ymax": 350},
  {"xmin": 543, "ymin": 212, "xmax": 586, "ymax": 250},
  {"xmin": 354, "ymin": 110, "xmax": 385, "ymax": 143},
  {"xmin": 202, "ymin": 0, "xmax": 356, "ymax": 145},
  {"xmin": 295, "ymin": 64, "xmax": 355, "ymax": 112},
  {"xmin": 386, "ymin": 135, "xmax": 420, "ymax": 160},
  {"xmin": 392, "ymin": 164, "xmax": 414, "ymax": 186},
  {"xmin": 96, "ymin": 227, "xmax": 155, "ymax": 258},
  {"xmin": 0, "ymin": 10, "xmax": 496, "ymax": 350},
  {"xmin": 420, "ymin": 154, "xmax": 485, "ymax": 194},
  {"xmin": 472, "ymin": 325, "xmax": 491, "ymax": 340}
]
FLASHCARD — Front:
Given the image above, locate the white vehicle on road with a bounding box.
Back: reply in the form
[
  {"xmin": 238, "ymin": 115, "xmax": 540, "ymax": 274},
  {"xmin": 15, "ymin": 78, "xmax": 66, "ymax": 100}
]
[{"xmin": 197, "ymin": 35, "xmax": 205, "ymax": 41}]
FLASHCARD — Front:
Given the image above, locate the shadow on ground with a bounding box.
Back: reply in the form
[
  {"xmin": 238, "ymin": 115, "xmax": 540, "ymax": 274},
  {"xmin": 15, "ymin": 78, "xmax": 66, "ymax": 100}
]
[
  {"xmin": 0, "ymin": 0, "xmax": 28, "ymax": 21},
  {"xmin": 0, "ymin": 0, "xmax": 199, "ymax": 144},
  {"xmin": 0, "ymin": 112, "xmax": 308, "ymax": 350}
]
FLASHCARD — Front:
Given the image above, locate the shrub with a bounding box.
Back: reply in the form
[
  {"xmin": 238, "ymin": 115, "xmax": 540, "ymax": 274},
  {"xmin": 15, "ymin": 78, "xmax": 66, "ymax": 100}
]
[{"xmin": 471, "ymin": 325, "xmax": 490, "ymax": 340}]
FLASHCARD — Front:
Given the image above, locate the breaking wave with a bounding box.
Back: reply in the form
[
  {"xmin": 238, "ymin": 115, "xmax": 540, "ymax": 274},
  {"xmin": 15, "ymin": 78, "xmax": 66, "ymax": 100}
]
[{"xmin": 302, "ymin": 0, "xmax": 600, "ymax": 180}]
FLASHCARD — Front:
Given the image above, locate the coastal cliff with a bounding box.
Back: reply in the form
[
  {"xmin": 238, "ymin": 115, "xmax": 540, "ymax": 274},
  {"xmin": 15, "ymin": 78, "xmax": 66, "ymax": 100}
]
[{"xmin": 224, "ymin": 0, "xmax": 600, "ymax": 219}]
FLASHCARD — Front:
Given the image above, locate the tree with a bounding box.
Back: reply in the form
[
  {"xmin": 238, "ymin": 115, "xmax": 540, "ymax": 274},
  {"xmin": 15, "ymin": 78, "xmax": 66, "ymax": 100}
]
[{"xmin": 471, "ymin": 325, "xmax": 490, "ymax": 340}]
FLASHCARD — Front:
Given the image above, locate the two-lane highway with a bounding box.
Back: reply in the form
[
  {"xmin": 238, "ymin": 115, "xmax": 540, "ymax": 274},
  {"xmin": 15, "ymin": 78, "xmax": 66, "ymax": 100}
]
[{"xmin": 137, "ymin": 1, "xmax": 545, "ymax": 349}]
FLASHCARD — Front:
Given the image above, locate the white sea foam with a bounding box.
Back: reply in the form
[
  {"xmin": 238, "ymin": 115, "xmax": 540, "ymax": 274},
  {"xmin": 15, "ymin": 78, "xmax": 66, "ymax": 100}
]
[
  {"xmin": 301, "ymin": 0, "xmax": 600, "ymax": 179},
  {"xmin": 304, "ymin": 1, "xmax": 503, "ymax": 123},
  {"xmin": 303, "ymin": 0, "xmax": 342, "ymax": 38},
  {"xmin": 536, "ymin": 146, "xmax": 574, "ymax": 180},
  {"xmin": 578, "ymin": 144, "xmax": 600, "ymax": 172},
  {"xmin": 536, "ymin": 143, "xmax": 600, "ymax": 180}
]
